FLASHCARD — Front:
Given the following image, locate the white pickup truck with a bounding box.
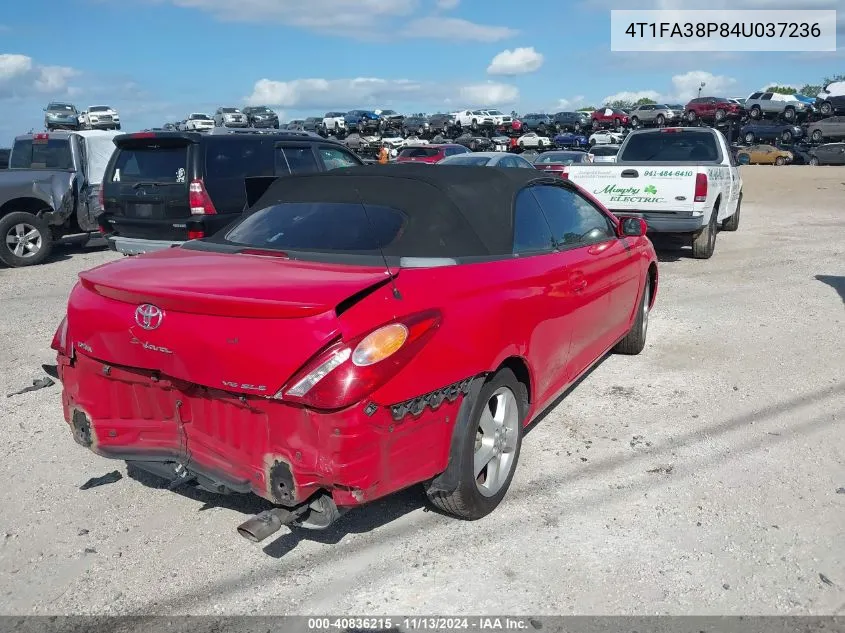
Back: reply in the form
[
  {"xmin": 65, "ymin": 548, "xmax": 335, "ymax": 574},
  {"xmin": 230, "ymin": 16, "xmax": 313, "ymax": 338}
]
[{"xmin": 564, "ymin": 126, "xmax": 742, "ymax": 259}]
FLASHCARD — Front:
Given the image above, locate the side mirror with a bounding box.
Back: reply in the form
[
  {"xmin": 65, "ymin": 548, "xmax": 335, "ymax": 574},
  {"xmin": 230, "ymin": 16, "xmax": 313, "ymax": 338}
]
[{"xmin": 619, "ymin": 216, "xmax": 648, "ymax": 237}]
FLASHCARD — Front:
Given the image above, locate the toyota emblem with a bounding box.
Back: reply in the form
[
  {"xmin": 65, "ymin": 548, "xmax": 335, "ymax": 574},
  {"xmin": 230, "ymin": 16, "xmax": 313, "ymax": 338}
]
[{"xmin": 135, "ymin": 304, "xmax": 164, "ymax": 330}]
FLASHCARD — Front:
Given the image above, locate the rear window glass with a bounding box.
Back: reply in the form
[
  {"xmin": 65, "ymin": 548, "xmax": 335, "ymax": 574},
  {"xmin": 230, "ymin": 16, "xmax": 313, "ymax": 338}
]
[
  {"xmin": 206, "ymin": 140, "xmax": 273, "ymax": 180},
  {"xmin": 619, "ymin": 131, "xmax": 720, "ymax": 162},
  {"xmin": 276, "ymin": 146, "xmax": 319, "ymax": 174},
  {"xmin": 591, "ymin": 146, "xmax": 620, "ymax": 156},
  {"xmin": 441, "ymin": 155, "xmax": 491, "ymax": 166},
  {"xmin": 536, "ymin": 152, "xmax": 586, "ymax": 164},
  {"xmin": 399, "ymin": 147, "xmax": 439, "ymax": 158},
  {"xmin": 10, "ymin": 139, "xmax": 73, "ymax": 170},
  {"xmin": 111, "ymin": 146, "xmax": 188, "ymax": 182},
  {"xmin": 225, "ymin": 203, "xmax": 406, "ymax": 253}
]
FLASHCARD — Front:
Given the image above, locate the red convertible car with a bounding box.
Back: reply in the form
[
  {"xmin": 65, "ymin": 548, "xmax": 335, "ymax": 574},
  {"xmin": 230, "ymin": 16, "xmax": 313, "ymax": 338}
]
[{"xmin": 52, "ymin": 165, "xmax": 657, "ymax": 542}]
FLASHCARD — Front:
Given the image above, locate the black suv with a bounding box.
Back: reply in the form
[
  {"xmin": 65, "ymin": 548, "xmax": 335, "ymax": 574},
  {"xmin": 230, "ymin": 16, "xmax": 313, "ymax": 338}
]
[
  {"xmin": 99, "ymin": 130, "xmax": 365, "ymax": 255},
  {"xmin": 553, "ymin": 111, "xmax": 590, "ymax": 132},
  {"xmin": 242, "ymin": 106, "xmax": 280, "ymax": 129}
]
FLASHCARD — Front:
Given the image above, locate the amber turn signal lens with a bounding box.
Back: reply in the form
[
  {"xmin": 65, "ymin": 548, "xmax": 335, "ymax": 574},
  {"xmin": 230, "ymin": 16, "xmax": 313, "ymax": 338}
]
[{"xmin": 351, "ymin": 323, "xmax": 409, "ymax": 367}]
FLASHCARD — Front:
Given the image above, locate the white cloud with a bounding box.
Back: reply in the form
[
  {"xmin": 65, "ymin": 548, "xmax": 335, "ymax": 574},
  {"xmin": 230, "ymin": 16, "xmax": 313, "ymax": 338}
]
[
  {"xmin": 458, "ymin": 81, "xmax": 519, "ymax": 106},
  {"xmin": 601, "ymin": 90, "xmax": 662, "ymax": 104},
  {"xmin": 598, "ymin": 71, "xmax": 738, "ymax": 106},
  {"xmin": 436, "ymin": 0, "xmax": 460, "ymax": 8},
  {"xmin": 401, "ymin": 17, "xmax": 517, "ymax": 42},
  {"xmin": 554, "ymin": 96, "xmax": 588, "ymax": 110},
  {"xmin": 487, "ymin": 47, "xmax": 544, "ymax": 76},
  {"xmin": 0, "ymin": 54, "xmax": 79, "ymax": 99}
]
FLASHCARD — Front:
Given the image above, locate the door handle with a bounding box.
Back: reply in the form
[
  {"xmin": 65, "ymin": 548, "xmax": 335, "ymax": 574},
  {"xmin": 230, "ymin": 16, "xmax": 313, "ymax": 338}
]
[{"xmin": 621, "ymin": 169, "xmax": 638, "ymax": 178}]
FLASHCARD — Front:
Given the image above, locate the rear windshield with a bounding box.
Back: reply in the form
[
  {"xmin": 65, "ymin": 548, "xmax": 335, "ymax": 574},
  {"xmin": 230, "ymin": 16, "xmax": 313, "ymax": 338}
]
[
  {"xmin": 399, "ymin": 147, "xmax": 439, "ymax": 158},
  {"xmin": 536, "ymin": 152, "xmax": 586, "ymax": 164},
  {"xmin": 10, "ymin": 138, "xmax": 73, "ymax": 170},
  {"xmin": 110, "ymin": 145, "xmax": 188, "ymax": 182},
  {"xmin": 619, "ymin": 131, "xmax": 720, "ymax": 162},
  {"xmin": 221, "ymin": 108, "xmax": 240, "ymax": 113},
  {"xmin": 591, "ymin": 146, "xmax": 620, "ymax": 156},
  {"xmin": 441, "ymin": 155, "xmax": 491, "ymax": 166},
  {"xmin": 225, "ymin": 203, "xmax": 406, "ymax": 253}
]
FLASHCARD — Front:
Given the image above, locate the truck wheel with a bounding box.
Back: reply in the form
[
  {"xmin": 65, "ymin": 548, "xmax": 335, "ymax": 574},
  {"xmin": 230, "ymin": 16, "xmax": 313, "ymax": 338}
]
[
  {"xmin": 749, "ymin": 105, "xmax": 762, "ymax": 120},
  {"xmin": 782, "ymin": 107, "xmax": 796, "ymax": 122},
  {"xmin": 819, "ymin": 101, "xmax": 833, "ymax": 116},
  {"xmin": 691, "ymin": 207, "xmax": 718, "ymax": 260},
  {"xmin": 424, "ymin": 368, "xmax": 526, "ymax": 520},
  {"xmin": 721, "ymin": 194, "xmax": 741, "ymax": 232},
  {"xmin": 0, "ymin": 212, "xmax": 53, "ymax": 267},
  {"xmin": 613, "ymin": 274, "xmax": 652, "ymax": 355}
]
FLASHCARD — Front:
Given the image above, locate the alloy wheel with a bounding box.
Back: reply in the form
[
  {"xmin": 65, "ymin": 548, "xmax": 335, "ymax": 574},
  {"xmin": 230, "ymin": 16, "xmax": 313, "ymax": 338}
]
[
  {"xmin": 5, "ymin": 222, "xmax": 42, "ymax": 259},
  {"xmin": 473, "ymin": 387, "xmax": 519, "ymax": 498}
]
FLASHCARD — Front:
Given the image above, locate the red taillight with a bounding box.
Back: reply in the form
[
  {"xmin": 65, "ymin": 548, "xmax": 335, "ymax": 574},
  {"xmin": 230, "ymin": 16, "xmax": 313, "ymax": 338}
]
[
  {"xmin": 51, "ymin": 315, "xmax": 69, "ymax": 354},
  {"xmin": 694, "ymin": 173, "xmax": 708, "ymax": 202},
  {"xmin": 276, "ymin": 310, "xmax": 441, "ymax": 410},
  {"xmin": 34, "ymin": 133, "xmax": 49, "ymax": 140},
  {"xmin": 132, "ymin": 132, "xmax": 156, "ymax": 138},
  {"xmin": 187, "ymin": 229, "xmax": 205, "ymax": 240},
  {"xmin": 189, "ymin": 179, "xmax": 217, "ymax": 215},
  {"xmin": 97, "ymin": 186, "xmax": 105, "ymax": 212},
  {"xmin": 660, "ymin": 128, "xmax": 682, "ymax": 133}
]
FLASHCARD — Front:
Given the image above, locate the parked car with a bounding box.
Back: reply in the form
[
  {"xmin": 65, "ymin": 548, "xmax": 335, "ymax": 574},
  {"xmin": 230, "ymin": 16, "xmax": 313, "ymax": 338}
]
[
  {"xmin": 517, "ymin": 132, "xmax": 552, "ymax": 150},
  {"xmin": 51, "ymin": 164, "xmax": 657, "ymax": 538},
  {"xmin": 553, "ymin": 132, "xmax": 589, "ymax": 148},
  {"xmin": 402, "ymin": 115, "xmax": 430, "ymax": 137},
  {"xmin": 242, "ymin": 106, "xmax": 280, "ymax": 129},
  {"xmin": 285, "ymin": 120, "xmax": 305, "ymax": 131},
  {"xmin": 520, "ymin": 114, "xmax": 554, "ymax": 134},
  {"xmin": 438, "ymin": 152, "xmax": 534, "ymax": 168},
  {"xmin": 565, "ymin": 126, "xmax": 743, "ymax": 259},
  {"xmin": 553, "ymin": 111, "xmax": 590, "ymax": 132},
  {"xmin": 684, "ymin": 97, "xmax": 744, "ymax": 123},
  {"xmin": 591, "ymin": 107, "xmax": 630, "ymax": 128},
  {"xmin": 808, "ymin": 142, "xmax": 845, "ymax": 165},
  {"xmin": 807, "ymin": 116, "xmax": 845, "ymax": 143},
  {"xmin": 97, "ymin": 130, "xmax": 364, "ymax": 255},
  {"xmin": 744, "ymin": 92, "xmax": 809, "ymax": 122},
  {"xmin": 739, "ymin": 120, "xmax": 804, "ymax": 144},
  {"xmin": 184, "ymin": 113, "xmax": 215, "ymax": 132},
  {"xmin": 629, "ymin": 104, "xmax": 681, "ymax": 128},
  {"xmin": 301, "ymin": 117, "xmax": 323, "ymax": 134},
  {"xmin": 344, "ymin": 110, "xmax": 381, "ymax": 133},
  {"xmin": 735, "ymin": 144, "xmax": 792, "ymax": 165},
  {"xmin": 0, "ymin": 148, "xmax": 9, "ymax": 170},
  {"xmin": 532, "ymin": 150, "xmax": 593, "ymax": 177},
  {"xmin": 590, "ymin": 144, "xmax": 621, "ymax": 163},
  {"xmin": 213, "ymin": 107, "xmax": 248, "ymax": 128},
  {"xmin": 455, "ymin": 133, "xmax": 493, "ymax": 152},
  {"xmin": 395, "ymin": 144, "xmax": 470, "ymax": 164},
  {"xmin": 321, "ymin": 112, "xmax": 347, "ymax": 135},
  {"xmin": 815, "ymin": 81, "xmax": 845, "ymax": 116},
  {"xmin": 0, "ymin": 130, "xmax": 120, "ymax": 266},
  {"xmin": 44, "ymin": 102, "xmax": 80, "ymax": 131},
  {"xmin": 377, "ymin": 109, "xmax": 405, "ymax": 129},
  {"xmin": 787, "ymin": 144, "xmax": 815, "ymax": 165},
  {"xmin": 490, "ymin": 135, "xmax": 512, "ymax": 152},
  {"xmin": 79, "ymin": 105, "xmax": 121, "ymax": 131},
  {"xmin": 589, "ymin": 130, "xmax": 624, "ymax": 145},
  {"xmin": 453, "ymin": 110, "xmax": 497, "ymax": 130},
  {"xmin": 427, "ymin": 113, "xmax": 456, "ymax": 135}
]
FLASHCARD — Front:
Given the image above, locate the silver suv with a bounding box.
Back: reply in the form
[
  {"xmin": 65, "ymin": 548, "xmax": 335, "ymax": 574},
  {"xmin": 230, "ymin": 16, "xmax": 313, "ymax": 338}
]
[
  {"xmin": 629, "ymin": 104, "xmax": 681, "ymax": 127},
  {"xmin": 744, "ymin": 92, "xmax": 809, "ymax": 122},
  {"xmin": 213, "ymin": 107, "xmax": 248, "ymax": 128}
]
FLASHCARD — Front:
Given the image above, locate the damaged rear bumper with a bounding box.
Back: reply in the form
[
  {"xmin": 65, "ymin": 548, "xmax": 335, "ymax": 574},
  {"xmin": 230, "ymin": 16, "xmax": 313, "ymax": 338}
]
[{"xmin": 58, "ymin": 352, "xmax": 465, "ymax": 509}]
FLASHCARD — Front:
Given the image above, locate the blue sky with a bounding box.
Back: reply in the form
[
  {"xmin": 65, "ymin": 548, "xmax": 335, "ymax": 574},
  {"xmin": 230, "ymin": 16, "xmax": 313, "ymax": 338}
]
[{"xmin": 0, "ymin": 0, "xmax": 842, "ymax": 144}]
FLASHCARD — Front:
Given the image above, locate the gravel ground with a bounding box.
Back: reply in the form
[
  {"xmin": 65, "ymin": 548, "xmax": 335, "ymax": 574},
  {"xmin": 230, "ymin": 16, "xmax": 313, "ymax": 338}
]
[{"xmin": 0, "ymin": 166, "xmax": 843, "ymax": 616}]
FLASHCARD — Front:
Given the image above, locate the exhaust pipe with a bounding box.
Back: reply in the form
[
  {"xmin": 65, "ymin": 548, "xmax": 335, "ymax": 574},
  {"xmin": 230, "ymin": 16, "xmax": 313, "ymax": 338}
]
[{"xmin": 237, "ymin": 508, "xmax": 297, "ymax": 543}]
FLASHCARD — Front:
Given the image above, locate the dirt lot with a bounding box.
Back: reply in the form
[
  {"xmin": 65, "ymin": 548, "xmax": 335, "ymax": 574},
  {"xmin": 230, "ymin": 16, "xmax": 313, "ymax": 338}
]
[{"xmin": 0, "ymin": 166, "xmax": 843, "ymax": 616}]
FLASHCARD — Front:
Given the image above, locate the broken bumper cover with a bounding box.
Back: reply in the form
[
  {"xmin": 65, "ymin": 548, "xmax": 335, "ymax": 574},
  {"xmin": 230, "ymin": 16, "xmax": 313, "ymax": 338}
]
[{"xmin": 57, "ymin": 352, "xmax": 463, "ymax": 508}]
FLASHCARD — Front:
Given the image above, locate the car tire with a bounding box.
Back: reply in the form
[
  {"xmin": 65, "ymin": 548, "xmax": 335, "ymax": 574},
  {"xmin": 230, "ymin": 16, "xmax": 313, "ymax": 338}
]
[
  {"xmin": 691, "ymin": 206, "xmax": 718, "ymax": 260},
  {"xmin": 613, "ymin": 274, "xmax": 652, "ymax": 356},
  {"xmin": 656, "ymin": 114, "xmax": 665, "ymax": 126},
  {"xmin": 809, "ymin": 156, "xmax": 820, "ymax": 166},
  {"xmin": 686, "ymin": 111, "xmax": 697, "ymax": 123},
  {"xmin": 811, "ymin": 129, "xmax": 823, "ymax": 142},
  {"xmin": 737, "ymin": 153, "xmax": 750, "ymax": 165},
  {"xmin": 721, "ymin": 193, "xmax": 741, "ymax": 232},
  {"xmin": 744, "ymin": 132, "xmax": 755, "ymax": 143},
  {"xmin": 750, "ymin": 105, "xmax": 762, "ymax": 120},
  {"xmin": 631, "ymin": 116, "xmax": 640, "ymax": 128},
  {"xmin": 715, "ymin": 109, "xmax": 727, "ymax": 122},
  {"xmin": 819, "ymin": 101, "xmax": 833, "ymax": 116},
  {"xmin": 0, "ymin": 212, "xmax": 53, "ymax": 268},
  {"xmin": 775, "ymin": 156, "xmax": 786, "ymax": 165},
  {"xmin": 613, "ymin": 118, "xmax": 621, "ymax": 128},
  {"xmin": 781, "ymin": 130, "xmax": 792, "ymax": 142},
  {"xmin": 424, "ymin": 368, "xmax": 526, "ymax": 520},
  {"xmin": 782, "ymin": 107, "xmax": 795, "ymax": 122}
]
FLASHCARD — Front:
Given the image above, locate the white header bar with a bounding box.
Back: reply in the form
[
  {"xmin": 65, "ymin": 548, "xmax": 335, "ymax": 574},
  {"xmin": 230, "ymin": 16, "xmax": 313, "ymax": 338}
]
[{"xmin": 611, "ymin": 10, "xmax": 837, "ymax": 52}]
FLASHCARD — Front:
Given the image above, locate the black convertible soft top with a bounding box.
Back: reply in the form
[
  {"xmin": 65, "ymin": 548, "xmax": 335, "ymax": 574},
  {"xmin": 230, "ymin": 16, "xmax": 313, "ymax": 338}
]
[{"xmin": 248, "ymin": 164, "xmax": 561, "ymax": 258}]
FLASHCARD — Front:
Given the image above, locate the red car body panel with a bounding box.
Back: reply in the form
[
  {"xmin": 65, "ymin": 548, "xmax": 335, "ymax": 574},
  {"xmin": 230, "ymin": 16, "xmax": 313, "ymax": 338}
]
[
  {"xmin": 685, "ymin": 98, "xmax": 745, "ymax": 120},
  {"xmin": 395, "ymin": 144, "xmax": 464, "ymax": 164},
  {"xmin": 591, "ymin": 109, "xmax": 630, "ymax": 126},
  {"xmin": 53, "ymin": 171, "xmax": 658, "ymax": 511}
]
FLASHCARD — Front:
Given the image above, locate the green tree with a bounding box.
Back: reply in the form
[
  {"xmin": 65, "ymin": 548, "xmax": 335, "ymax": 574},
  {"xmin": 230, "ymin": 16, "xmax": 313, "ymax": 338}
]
[
  {"xmin": 607, "ymin": 99, "xmax": 634, "ymax": 111},
  {"xmin": 635, "ymin": 97, "xmax": 657, "ymax": 105},
  {"xmin": 577, "ymin": 106, "xmax": 596, "ymax": 111},
  {"xmin": 764, "ymin": 85, "xmax": 797, "ymax": 94},
  {"xmin": 799, "ymin": 83, "xmax": 822, "ymax": 96}
]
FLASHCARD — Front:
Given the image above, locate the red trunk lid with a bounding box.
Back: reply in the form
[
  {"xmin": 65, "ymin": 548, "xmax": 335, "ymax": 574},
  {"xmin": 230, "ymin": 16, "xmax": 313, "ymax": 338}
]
[{"xmin": 68, "ymin": 248, "xmax": 390, "ymax": 395}]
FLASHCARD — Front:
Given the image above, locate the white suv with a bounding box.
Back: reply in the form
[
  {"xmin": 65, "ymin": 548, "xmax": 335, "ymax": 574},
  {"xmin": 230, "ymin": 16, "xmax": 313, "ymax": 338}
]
[
  {"xmin": 80, "ymin": 105, "xmax": 121, "ymax": 130},
  {"xmin": 183, "ymin": 113, "xmax": 215, "ymax": 132}
]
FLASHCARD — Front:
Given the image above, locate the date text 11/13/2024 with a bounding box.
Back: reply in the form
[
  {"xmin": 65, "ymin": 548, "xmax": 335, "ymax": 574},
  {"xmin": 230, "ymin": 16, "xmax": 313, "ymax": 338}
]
[{"xmin": 307, "ymin": 616, "xmax": 540, "ymax": 631}]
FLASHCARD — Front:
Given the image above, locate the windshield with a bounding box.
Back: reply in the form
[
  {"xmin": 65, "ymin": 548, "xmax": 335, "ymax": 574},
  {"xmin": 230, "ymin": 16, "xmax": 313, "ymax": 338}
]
[
  {"xmin": 254, "ymin": 107, "xmax": 273, "ymax": 113},
  {"xmin": 536, "ymin": 152, "xmax": 586, "ymax": 164},
  {"xmin": 225, "ymin": 203, "xmax": 406, "ymax": 253},
  {"xmin": 110, "ymin": 144, "xmax": 188, "ymax": 182},
  {"xmin": 89, "ymin": 106, "xmax": 110, "ymax": 112},
  {"xmin": 619, "ymin": 131, "xmax": 720, "ymax": 162},
  {"xmin": 222, "ymin": 108, "xmax": 240, "ymax": 113},
  {"xmin": 10, "ymin": 138, "xmax": 73, "ymax": 170},
  {"xmin": 48, "ymin": 103, "xmax": 75, "ymax": 112},
  {"xmin": 440, "ymin": 155, "xmax": 492, "ymax": 166},
  {"xmin": 487, "ymin": 110, "xmax": 504, "ymax": 115},
  {"xmin": 190, "ymin": 114, "xmax": 210, "ymax": 120}
]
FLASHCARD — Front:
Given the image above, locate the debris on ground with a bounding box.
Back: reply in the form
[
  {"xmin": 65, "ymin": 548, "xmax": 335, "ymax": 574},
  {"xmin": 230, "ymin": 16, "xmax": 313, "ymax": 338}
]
[
  {"xmin": 836, "ymin": 487, "xmax": 845, "ymax": 494},
  {"xmin": 646, "ymin": 464, "xmax": 674, "ymax": 475},
  {"xmin": 6, "ymin": 377, "xmax": 55, "ymax": 398},
  {"xmin": 79, "ymin": 471, "xmax": 123, "ymax": 490},
  {"xmin": 819, "ymin": 573, "xmax": 834, "ymax": 586}
]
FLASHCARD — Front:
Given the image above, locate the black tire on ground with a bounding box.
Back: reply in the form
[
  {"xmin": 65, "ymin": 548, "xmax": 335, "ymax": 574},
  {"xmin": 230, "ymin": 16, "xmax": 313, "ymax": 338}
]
[
  {"xmin": 750, "ymin": 106, "xmax": 762, "ymax": 120},
  {"xmin": 775, "ymin": 156, "xmax": 786, "ymax": 165},
  {"xmin": 721, "ymin": 194, "xmax": 741, "ymax": 232},
  {"xmin": 691, "ymin": 205, "xmax": 718, "ymax": 259},
  {"xmin": 744, "ymin": 132, "xmax": 755, "ymax": 143},
  {"xmin": 811, "ymin": 130, "xmax": 823, "ymax": 142},
  {"xmin": 0, "ymin": 212, "xmax": 53, "ymax": 268},
  {"xmin": 810, "ymin": 156, "xmax": 820, "ymax": 166},
  {"xmin": 424, "ymin": 368, "xmax": 527, "ymax": 520},
  {"xmin": 613, "ymin": 273, "xmax": 652, "ymax": 355}
]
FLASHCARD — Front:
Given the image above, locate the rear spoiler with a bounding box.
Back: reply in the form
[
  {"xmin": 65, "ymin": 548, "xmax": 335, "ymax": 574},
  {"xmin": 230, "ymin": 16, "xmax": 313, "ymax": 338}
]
[{"xmin": 244, "ymin": 176, "xmax": 277, "ymax": 209}]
